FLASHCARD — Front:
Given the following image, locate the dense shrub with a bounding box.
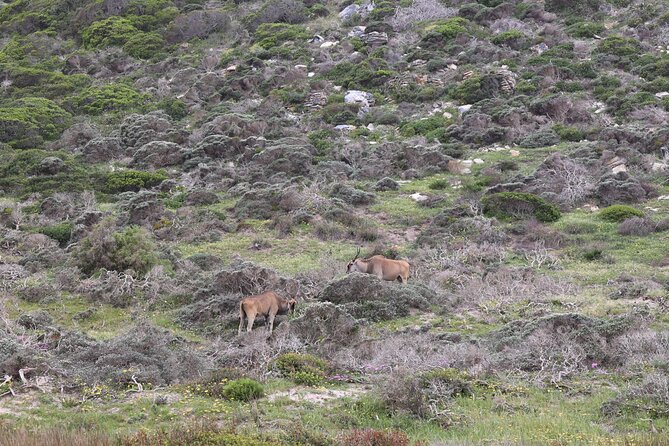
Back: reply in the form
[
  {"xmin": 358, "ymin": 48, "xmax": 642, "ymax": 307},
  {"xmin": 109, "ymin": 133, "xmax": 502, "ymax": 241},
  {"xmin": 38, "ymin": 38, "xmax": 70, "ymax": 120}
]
[
  {"xmin": 567, "ymin": 21, "xmax": 605, "ymax": 38},
  {"xmin": 599, "ymin": 205, "xmax": 644, "ymax": 223},
  {"xmin": 481, "ymin": 192, "xmax": 561, "ymax": 222},
  {"xmin": 254, "ymin": 23, "xmax": 309, "ymax": 49},
  {"xmin": 37, "ymin": 222, "xmax": 73, "ymax": 246},
  {"xmin": 400, "ymin": 115, "xmax": 452, "ymax": 141},
  {"xmin": 451, "ymin": 75, "xmax": 487, "ymax": 104},
  {"xmin": 123, "ymin": 32, "xmax": 167, "ymax": 59},
  {"xmin": 274, "ymin": 352, "xmax": 327, "ymax": 386},
  {"xmin": 71, "ymin": 84, "xmax": 148, "ymax": 115},
  {"xmin": 324, "ymin": 60, "xmax": 393, "ymax": 89},
  {"xmin": 105, "ymin": 170, "xmax": 168, "ymax": 193},
  {"xmin": 81, "ymin": 16, "xmax": 139, "ymax": 49},
  {"xmin": 222, "ymin": 378, "xmax": 264, "ymax": 401},
  {"xmin": 75, "ymin": 220, "xmax": 160, "ymax": 276},
  {"xmin": 0, "ymin": 97, "xmax": 72, "ymax": 148}
]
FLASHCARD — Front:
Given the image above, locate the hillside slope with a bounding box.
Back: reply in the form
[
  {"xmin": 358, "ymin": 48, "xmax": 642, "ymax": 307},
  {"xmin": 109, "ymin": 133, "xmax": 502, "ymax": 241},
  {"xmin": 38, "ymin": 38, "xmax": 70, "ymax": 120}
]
[{"xmin": 1, "ymin": 0, "xmax": 669, "ymax": 444}]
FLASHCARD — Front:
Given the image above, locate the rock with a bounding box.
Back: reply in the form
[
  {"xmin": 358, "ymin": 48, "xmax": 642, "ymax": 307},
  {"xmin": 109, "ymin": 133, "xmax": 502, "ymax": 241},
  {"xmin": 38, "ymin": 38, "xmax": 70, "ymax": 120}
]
[
  {"xmin": 473, "ymin": 158, "xmax": 484, "ymax": 164},
  {"xmin": 225, "ymin": 65, "xmax": 237, "ymax": 72},
  {"xmin": 653, "ymin": 162, "xmax": 668, "ymax": 171},
  {"xmin": 339, "ymin": 4, "xmax": 359, "ymax": 20},
  {"xmin": 658, "ymin": 195, "xmax": 669, "ymax": 200},
  {"xmin": 611, "ymin": 164, "xmax": 627, "ymax": 174},
  {"xmin": 458, "ymin": 104, "xmax": 473, "ymax": 114},
  {"xmin": 307, "ymin": 72, "xmax": 315, "ymax": 77},
  {"xmin": 348, "ymin": 26, "xmax": 367, "ymax": 37},
  {"xmin": 510, "ymin": 150, "xmax": 520, "ymax": 157},
  {"xmin": 374, "ymin": 177, "xmax": 400, "ymax": 191},
  {"xmin": 410, "ymin": 193, "xmax": 429, "ymax": 202},
  {"xmin": 335, "ymin": 124, "xmax": 356, "ymax": 132},
  {"xmin": 294, "ymin": 64, "xmax": 308, "ymax": 71},
  {"xmin": 320, "ymin": 41, "xmax": 338, "ymax": 49},
  {"xmin": 345, "ymin": 90, "xmax": 374, "ymax": 116},
  {"xmin": 361, "ymin": 31, "xmax": 388, "ymax": 46},
  {"xmin": 655, "ymin": 92, "xmax": 669, "ymax": 99},
  {"xmin": 443, "ymin": 112, "xmax": 453, "ymax": 119},
  {"xmin": 309, "ymin": 35, "xmax": 324, "ymax": 43},
  {"xmin": 447, "ymin": 64, "xmax": 458, "ymax": 70}
]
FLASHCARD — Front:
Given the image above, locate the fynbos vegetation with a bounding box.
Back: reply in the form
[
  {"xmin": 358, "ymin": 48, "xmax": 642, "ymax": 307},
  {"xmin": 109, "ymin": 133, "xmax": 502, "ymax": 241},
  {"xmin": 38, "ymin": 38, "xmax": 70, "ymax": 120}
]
[{"xmin": 1, "ymin": 0, "xmax": 669, "ymax": 444}]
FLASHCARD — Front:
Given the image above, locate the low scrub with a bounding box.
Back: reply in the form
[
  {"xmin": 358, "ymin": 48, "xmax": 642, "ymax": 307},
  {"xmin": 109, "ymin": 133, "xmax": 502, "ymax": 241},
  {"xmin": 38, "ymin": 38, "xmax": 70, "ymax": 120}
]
[
  {"xmin": 274, "ymin": 352, "xmax": 327, "ymax": 386},
  {"xmin": 481, "ymin": 192, "xmax": 561, "ymax": 223},
  {"xmin": 599, "ymin": 205, "xmax": 644, "ymax": 222}
]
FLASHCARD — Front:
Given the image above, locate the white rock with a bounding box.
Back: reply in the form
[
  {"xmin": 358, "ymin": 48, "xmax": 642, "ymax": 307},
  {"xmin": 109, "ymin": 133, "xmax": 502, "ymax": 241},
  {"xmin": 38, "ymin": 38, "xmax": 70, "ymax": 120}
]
[
  {"xmin": 339, "ymin": 4, "xmax": 359, "ymax": 19},
  {"xmin": 348, "ymin": 26, "xmax": 367, "ymax": 37},
  {"xmin": 473, "ymin": 158, "xmax": 484, "ymax": 164},
  {"xmin": 652, "ymin": 162, "xmax": 667, "ymax": 171},
  {"xmin": 447, "ymin": 64, "xmax": 458, "ymax": 70},
  {"xmin": 458, "ymin": 104, "xmax": 472, "ymax": 114},
  {"xmin": 321, "ymin": 41, "xmax": 338, "ymax": 49},
  {"xmin": 410, "ymin": 193, "xmax": 429, "ymax": 202},
  {"xmin": 307, "ymin": 72, "xmax": 315, "ymax": 77},
  {"xmin": 658, "ymin": 195, "xmax": 669, "ymax": 200},
  {"xmin": 461, "ymin": 160, "xmax": 473, "ymax": 167},
  {"xmin": 655, "ymin": 91, "xmax": 669, "ymax": 99},
  {"xmin": 443, "ymin": 112, "xmax": 453, "ymax": 119},
  {"xmin": 510, "ymin": 150, "xmax": 520, "ymax": 157},
  {"xmin": 334, "ymin": 124, "xmax": 356, "ymax": 132},
  {"xmin": 345, "ymin": 90, "xmax": 374, "ymax": 106},
  {"xmin": 294, "ymin": 64, "xmax": 308, "ymax": 70},
  {"xmin": 645, "ymin": 206, "xmax": 660, "ymax": 212},
  {"xmin": 612, "ymin": 164, "xmax": 627, "ymax": 174},
  {"xmin": 225, "ymin": 65, "xmax": 237, "ymax": 72}
]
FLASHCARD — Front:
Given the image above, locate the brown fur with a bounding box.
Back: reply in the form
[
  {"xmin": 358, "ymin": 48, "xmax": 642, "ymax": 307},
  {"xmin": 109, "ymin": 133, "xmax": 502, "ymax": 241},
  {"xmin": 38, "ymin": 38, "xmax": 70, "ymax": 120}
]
[
  {"xmin": 238, "ymin": 291, "xmax": 296, "ymax": 334},
  {"xmin": 347, "ymin": 255, "xmax": 411, "ymax": 283}
]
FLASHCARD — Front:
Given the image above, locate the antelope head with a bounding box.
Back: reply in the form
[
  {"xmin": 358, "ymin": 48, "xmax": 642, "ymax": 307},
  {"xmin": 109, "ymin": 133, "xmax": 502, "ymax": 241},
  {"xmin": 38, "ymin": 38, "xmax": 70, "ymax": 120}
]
[{"xmin": 346, "ymin": 247, "xmax": 362, "ymax": 273}]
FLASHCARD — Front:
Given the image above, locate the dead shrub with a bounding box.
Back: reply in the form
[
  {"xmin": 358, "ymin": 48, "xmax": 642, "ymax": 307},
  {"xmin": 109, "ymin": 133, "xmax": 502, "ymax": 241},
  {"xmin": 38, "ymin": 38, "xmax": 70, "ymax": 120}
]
[
  {"xmin": 389, "ymin": 0, "xmax": 457, "ymax": 31},
  {"xmin": 341, "ymin": 428, "xmax": 423, "ymax": 446},
  {"xmin": 618, "ymin": 217, "xmax": 656, "ymax": 236},
  {"xmin": 0, "ymin": 427, "xmax": 112, "ymax": 446},
  {"xmin": 166, "ymin": 10, "xmax": 231, "ymax": 43}
]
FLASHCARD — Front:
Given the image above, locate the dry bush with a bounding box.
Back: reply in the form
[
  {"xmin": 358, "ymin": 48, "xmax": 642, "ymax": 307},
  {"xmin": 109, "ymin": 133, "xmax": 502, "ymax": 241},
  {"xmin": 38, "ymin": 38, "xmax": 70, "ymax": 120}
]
[
  {"xmin": 454, "ymin": 267, "xmax": 577, "ymax": 313},
  {"xmin": 611, "ymin": 330, "xmax": 669, "ymax": 367},
  {"xmin": 166, "ymin": 10, "xmax": 231, "ymax": 43},
  {"xmin": 337, "ymin": 333, "xmax": 487, "ymax": 375},
  {"xmin": 389, "ymin": 0, "xmax": 457, "ymax": 31},
  {"xmin": 618, "ymin": 217, "xmax": 656, "ymax": 236},
  {"xmin": 341, "ymin": 428, "xmax": 422, "ymax": 446},
  {"xmin": 216, "ymin": 330, "xmax": 306, "ymax": 373},
  {"xmin": 525, "ymin": 153, "xmax": 595, "ymax": 209},
  {"xmin": 519, "ymin": 240, "xmax": 561, "ymax": 269},
  {"xmin": 0, "ymin": 428, "xmax": 112, "ymax": 446}
]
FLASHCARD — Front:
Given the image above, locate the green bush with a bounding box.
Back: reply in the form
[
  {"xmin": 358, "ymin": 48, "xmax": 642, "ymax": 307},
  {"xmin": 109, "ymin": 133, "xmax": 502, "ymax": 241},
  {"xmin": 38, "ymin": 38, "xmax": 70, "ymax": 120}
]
[
  {"xmin": 156, "ymin": 98, "xmax": 188, "ymax": 120},
  {"xmin": 482, "ymin": 192, "xmax": 561, "ymax": 223},
  {"xmin": 254, "ymin": 23, "xmax": 309, "ymax": 49},
  {"xmin": 451, "ymin": 75, "xmax": 486, "ymax": 103},
  {"xmin": 428, "ymin": 179, "xmax": 449, "ymax": 190},
  {"xmin": 123, "ymin": 32, "xmax": 167, "ymax": 59},
  {"xmin": 222, "ymin": 378, "xmax": 264, "ymax": 402},
  {"xmin": 597, "ymin": 36, "xmax": 641, "ymax": 58},
  {"xmin": 599, "ymin": 205, "xmax": 644, "ymax": 222},
  {"xmin": 71, "ymin": 84, "xmax": 148, "ymax": 115},
  {"xmin": 320, "ymin": 103, "xmax": 359, "ymax": 125},
  {"xmin": 37, "ymin": 222, "xmax": 73, "ymax": 246},
  {"xmin": 0, "ymin": 97, "xmax": 72, "ymax": 148},
  {"xmin": 491, "ymin": 29, "xmax": 525, "ymax": 45},
  {"xmin": 76, "ymin": 221, "xmax": 160, "ymax": 277},
  {"xmin": 553, "ymin": 124, "xmax": 585, "ymax": 142},
  {"xmin": 275, "ymin": 353, "xmax": 327, "ymax": 386},
  {"xmin": 324, "ymin": 59, "xmax": 393, "ymax": 89},
  {"xmin": 400, "ymin": 115, "xmax": 453, "ymax": 141},
  {"xmin": 432, "ymin": 17, "xmax": 469, "ymax": 40},
  {"xmin": 81, "ymin": 16, "xmax": 140, "ymax": 49},
  {"xmin": 106, "ymin": 170, "xmax": 168, "ymax": 193},
  {"xmin": 567, "ymin": 21, "xmax": 605, "ymax": 38}
]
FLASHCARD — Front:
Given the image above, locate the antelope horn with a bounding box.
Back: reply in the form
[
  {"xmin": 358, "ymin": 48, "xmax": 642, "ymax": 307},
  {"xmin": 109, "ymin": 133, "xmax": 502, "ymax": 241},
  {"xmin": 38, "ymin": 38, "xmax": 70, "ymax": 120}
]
[{"xmin": 352, "ymin": 246, "xmax": 361, "ymax": 262}]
